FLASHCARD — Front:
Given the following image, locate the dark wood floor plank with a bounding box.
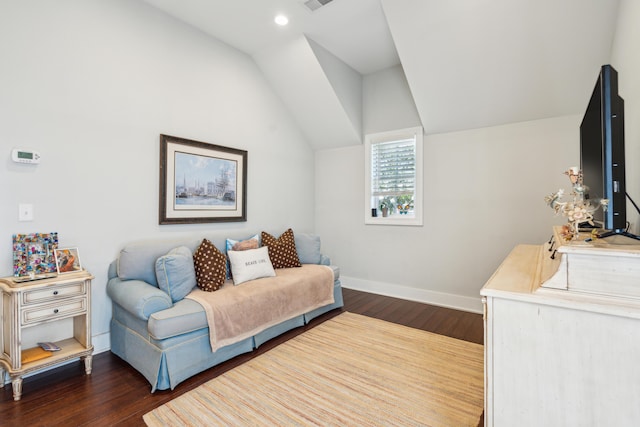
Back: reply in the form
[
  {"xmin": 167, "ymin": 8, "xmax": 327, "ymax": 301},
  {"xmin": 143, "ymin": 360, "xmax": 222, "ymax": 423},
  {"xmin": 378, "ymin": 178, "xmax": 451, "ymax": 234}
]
[{"xmin": 0, "ymin": 289, "xmax": 484, "ymax": 426}]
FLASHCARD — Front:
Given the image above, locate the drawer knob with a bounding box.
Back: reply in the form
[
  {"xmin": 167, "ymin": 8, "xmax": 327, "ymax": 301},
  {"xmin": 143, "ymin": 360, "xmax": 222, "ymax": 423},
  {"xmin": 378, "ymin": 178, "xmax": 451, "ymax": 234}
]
[
  {"xmin": 53, "ymin": 309, "xmax": 59, "ymax": 314},
  {"xmin": 53, "ymin": 291, "xmax": 59, "ymax": 296}
]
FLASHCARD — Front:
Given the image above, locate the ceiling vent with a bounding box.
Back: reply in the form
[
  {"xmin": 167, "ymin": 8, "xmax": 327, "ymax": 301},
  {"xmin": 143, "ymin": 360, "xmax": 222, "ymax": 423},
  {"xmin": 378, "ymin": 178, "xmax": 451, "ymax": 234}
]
[{"xmin": 304, "ymin": 0, "xmax": 333, "ymax": 12}]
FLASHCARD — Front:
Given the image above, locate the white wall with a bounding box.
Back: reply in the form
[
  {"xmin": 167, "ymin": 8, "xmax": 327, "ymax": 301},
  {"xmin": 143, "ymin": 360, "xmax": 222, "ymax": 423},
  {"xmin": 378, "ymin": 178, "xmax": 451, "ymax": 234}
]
[
  {"xmin": 362, "ymin": 65, "xmax": 421, "ymax": 134},
  {"xmin": 316, "ymin": 67, "xmax": 579, "ymax": 312},
  {"xmin": 611, "ymin": 0, "xmax": 640, "ymax": 233},
  {"xmin": 253, "ymin": 36, "xmax": 361, "ymax": 150},
  {"xmin": 0, "ymin": 0, "xmax": 315, "ymax": 351},
  {"xmin": 308, "ymin": 39, "xmax": 363, "ymax": 141}
]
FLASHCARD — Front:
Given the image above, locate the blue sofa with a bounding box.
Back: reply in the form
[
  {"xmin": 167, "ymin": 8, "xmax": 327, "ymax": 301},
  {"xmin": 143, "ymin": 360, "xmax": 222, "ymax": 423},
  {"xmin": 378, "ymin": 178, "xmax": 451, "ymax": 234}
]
[{"xmin": 106, "ymin": 233, "xmax": 343, "ymax": 392}]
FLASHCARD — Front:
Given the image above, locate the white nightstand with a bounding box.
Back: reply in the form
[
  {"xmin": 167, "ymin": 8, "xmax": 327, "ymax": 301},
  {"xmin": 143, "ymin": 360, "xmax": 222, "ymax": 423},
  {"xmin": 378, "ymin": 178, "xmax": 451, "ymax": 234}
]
[{"xmin": 0, "ymin": 270, "xmax": 93, "ymax": 401}]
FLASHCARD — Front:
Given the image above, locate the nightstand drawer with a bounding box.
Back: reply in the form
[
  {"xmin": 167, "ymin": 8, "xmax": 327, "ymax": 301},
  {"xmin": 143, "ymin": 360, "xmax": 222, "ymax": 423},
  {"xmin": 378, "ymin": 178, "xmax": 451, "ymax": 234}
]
[
  {"xmin": 22, "ymin": 282, "xmax": 86, "ymax": 305},
  {"xmin": 22, "ymin": 297, "xmax": 87, "ymax": 325}
]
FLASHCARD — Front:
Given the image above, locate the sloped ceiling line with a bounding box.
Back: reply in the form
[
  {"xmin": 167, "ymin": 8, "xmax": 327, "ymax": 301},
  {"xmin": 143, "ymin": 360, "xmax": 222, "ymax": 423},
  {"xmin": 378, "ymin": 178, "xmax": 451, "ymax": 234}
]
[
  {"xmin": 141, "ymin": 0, "xmax": 620, "ymax": 141},
  {"xmin": 381, "ymin": 0, "xmax": 619, "ymax": 135},
  {"xmin": 253, "ymin": 35, "xmax": 362, "ymax": 150}
]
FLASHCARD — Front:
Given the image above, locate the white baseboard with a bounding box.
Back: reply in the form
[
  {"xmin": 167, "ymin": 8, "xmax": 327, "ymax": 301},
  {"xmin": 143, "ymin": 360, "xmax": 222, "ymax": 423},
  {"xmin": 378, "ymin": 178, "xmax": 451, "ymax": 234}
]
[
  {"xmin": 92, "ymin": 331, "xmax": 111, "ymax": 354},
  {"xmin": 340, "ymin": 275, "xmax": 483, "ymax": 314}
]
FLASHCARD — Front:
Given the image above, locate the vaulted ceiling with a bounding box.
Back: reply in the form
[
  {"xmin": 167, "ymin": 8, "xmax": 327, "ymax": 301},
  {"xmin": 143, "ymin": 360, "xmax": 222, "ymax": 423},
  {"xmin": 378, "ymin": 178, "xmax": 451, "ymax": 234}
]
[{"xmin": 141, "ymin": 0, "xmax": 620, "ymax": 149}]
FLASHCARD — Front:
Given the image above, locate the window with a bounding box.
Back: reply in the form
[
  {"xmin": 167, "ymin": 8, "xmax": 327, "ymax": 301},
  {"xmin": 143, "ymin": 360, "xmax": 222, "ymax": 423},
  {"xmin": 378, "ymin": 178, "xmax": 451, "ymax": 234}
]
[{"xmin": 365, "ymin": 126, "xmax": 423, "ymax": 226}]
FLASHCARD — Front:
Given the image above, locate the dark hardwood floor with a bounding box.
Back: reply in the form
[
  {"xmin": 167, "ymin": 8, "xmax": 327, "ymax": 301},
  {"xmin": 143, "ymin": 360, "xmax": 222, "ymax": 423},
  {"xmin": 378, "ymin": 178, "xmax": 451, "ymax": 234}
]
[{"xmin": 0, "ymin": 288, "xmax": 484, "ymax": 426}]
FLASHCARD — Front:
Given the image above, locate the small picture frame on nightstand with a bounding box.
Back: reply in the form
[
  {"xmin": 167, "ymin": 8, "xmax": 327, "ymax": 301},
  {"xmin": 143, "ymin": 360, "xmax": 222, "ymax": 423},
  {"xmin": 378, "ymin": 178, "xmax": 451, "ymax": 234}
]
[{"xmin": 54, "ymin": 247, "xmax": 82, "ymax": 274}]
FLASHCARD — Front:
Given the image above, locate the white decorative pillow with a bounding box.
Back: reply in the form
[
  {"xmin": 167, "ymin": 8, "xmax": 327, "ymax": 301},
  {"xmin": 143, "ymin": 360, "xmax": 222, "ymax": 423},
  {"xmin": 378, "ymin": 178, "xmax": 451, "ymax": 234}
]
[{"xmin": 227, "ymin": 246, "xmax": 276, "ymax": 285}]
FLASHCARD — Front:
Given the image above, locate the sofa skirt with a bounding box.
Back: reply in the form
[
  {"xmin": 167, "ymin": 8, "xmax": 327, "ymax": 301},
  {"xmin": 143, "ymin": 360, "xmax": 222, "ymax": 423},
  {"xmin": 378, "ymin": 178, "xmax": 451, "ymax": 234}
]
[{"xmin": 110, "ymin": 317, "xmax": 254, "ymax": 392}]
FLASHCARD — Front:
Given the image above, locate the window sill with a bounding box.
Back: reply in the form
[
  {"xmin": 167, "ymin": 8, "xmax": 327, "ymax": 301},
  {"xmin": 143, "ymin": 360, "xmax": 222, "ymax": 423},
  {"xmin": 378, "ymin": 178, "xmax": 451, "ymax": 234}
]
[{"xmin": 365, "ymin": 215, "xmax": 423, "ymax": 226}]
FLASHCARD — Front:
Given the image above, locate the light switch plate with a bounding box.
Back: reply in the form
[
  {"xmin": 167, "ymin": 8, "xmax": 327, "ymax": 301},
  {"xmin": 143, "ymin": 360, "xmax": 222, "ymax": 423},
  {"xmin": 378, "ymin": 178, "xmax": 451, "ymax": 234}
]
[{"xmin": 18, "ymin": 204, "xmax": 34, "ymax": 221}]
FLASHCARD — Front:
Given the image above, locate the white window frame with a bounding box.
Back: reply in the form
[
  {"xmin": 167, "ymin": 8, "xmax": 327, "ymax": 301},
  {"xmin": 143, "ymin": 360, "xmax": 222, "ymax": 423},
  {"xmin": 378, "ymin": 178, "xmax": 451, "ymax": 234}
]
[{"xmin": 364, "ymin": 126, "xmax": 423, "ymax": 226}]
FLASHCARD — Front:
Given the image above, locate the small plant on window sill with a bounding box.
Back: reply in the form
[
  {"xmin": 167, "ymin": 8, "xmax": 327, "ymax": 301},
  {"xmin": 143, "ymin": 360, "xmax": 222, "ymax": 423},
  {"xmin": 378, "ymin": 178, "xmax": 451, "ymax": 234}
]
[
  {"xmin": 544, "ymin": 167, "xmax": 608, "ymax": 240},
  {"xmin": 379, "ymin": 197, "xmax": 396, "ymax": 217}
]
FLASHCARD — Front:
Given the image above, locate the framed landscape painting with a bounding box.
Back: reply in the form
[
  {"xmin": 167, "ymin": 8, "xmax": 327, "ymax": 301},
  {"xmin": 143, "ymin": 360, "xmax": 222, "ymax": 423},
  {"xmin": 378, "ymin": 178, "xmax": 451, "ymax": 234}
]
[{"xmin": 159, "ymin": 134, "xmax": 247, "ymax": 224}]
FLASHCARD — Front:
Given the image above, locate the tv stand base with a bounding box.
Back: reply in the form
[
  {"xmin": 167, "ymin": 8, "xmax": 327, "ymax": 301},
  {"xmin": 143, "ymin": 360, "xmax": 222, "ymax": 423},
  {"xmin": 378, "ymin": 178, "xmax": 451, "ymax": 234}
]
[{"xmin": 595, "ymin": 230, "xmax": 640, "ymax": 241}]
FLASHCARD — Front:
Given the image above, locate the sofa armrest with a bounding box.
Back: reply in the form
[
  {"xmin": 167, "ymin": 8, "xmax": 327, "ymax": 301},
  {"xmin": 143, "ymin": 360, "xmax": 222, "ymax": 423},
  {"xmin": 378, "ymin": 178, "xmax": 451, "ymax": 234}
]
[
  {"xmin": 320, "ymin": 254, "xmax": 331, "ymax": 266},
  {"xmin": 106, "ymin": 277, "xmax": 172, "ymax": 320},
  {"xmin": 107, "ymin": 260, "xmax": 118, "ymax": 280}
]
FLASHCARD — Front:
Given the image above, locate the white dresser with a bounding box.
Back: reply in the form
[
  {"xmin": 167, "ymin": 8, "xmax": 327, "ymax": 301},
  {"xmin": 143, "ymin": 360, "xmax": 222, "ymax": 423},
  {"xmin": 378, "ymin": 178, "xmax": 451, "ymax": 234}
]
[
  {"xmin": 481, "ymin": 228, "xmax": 640, "ymax": 426},
  {"xmin": 0, "ymin": 270, "xmax": 93, "ymax": 401}
]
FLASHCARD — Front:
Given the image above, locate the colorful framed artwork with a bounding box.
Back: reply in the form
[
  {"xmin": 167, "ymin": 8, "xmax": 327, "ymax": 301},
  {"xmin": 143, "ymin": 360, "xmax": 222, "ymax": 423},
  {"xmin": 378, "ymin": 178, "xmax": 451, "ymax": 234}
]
[
  {"xmin": 54, "ymin": 247, "xmax": 82, "ymax": 274},
  {"xmin": 159, "ymin": 134, "xmax": 247, "ymax": 224},
  {"xmin": 12, "ymin": 232, "xmax": 59, "ymax": 277}
]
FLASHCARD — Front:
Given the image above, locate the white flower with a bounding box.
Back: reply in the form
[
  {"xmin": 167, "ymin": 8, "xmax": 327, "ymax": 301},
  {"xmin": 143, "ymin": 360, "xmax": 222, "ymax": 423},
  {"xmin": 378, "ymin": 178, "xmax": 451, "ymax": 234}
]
[{"xmin": 563, "ymin": 202, "xmax": 593, "ymax": 223}]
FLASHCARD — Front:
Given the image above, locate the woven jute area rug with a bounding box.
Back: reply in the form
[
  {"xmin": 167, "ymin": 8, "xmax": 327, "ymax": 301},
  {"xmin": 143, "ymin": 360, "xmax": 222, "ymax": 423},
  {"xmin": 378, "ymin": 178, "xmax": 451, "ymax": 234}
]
[{"xmin": 143, "ymin": 312, "xmax": 484, "ymax": 426}]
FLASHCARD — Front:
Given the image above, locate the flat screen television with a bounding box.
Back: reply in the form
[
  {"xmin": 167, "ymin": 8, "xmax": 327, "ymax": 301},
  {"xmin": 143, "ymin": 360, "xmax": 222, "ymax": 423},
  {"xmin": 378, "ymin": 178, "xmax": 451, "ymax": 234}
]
[{"xmin": 580, "ymin": 64, "xmax": 628, "ymax": 235}]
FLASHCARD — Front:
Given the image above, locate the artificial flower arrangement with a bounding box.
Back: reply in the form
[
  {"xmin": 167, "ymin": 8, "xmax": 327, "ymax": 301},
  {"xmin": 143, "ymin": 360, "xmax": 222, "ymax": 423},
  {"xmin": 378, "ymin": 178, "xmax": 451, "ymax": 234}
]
[
  {"xmin": 396, "ymin": 195, "xmax": 414, "ymax": 215},
  {"xmin": 545, "ymin": 167, "xmax": 608, "ymax": 240}
]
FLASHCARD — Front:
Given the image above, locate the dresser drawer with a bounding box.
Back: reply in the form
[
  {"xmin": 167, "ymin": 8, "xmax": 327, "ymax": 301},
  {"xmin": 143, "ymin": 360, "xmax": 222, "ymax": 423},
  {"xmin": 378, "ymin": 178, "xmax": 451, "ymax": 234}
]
[
  {"xmin": 22, "ymin": 297, "xmax": 87, "ymax": 325},
  {"xmin": 22, "ymin": 281, "xmax": 86, "ymax": 305}
]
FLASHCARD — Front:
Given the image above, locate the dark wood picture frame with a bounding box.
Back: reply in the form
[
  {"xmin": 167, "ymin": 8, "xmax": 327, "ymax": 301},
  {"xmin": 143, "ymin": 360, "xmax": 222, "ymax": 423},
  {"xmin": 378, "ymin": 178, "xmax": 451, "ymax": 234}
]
[{"xmin": 159, "ymin": 134, "xmax": 247, "ymax": 224}]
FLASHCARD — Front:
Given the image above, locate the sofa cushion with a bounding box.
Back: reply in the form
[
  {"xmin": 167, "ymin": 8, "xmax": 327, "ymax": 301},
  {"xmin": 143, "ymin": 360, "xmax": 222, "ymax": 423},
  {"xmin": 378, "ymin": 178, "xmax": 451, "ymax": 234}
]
[
  {"xmin": 117, "ymin": 238, "xmax": 200, "ymax": 287},
  {"xmin": 155, "ymin": 246, "xmax": 197, "ymax": 303},
  {"xmin": 226, "ymin": 235, "xmax": 260, "ymax": 252},
  {"xmin": 228, "ymin": 246, "xmax": 276, "ymax": 285},
  {"xmin": 294, "ymin": 233, "xmax": 322, "ymax": 264},
  {"xmin": 193, "ymin": 239, "xmax": 227, "ymax": 292},
  {"xmin": 225, "ymin": 234, "xmax": 260, "ymax": 279},
  {"xmin": 261, "ymin": 229, "xmax": 301, "ymax": 269}
]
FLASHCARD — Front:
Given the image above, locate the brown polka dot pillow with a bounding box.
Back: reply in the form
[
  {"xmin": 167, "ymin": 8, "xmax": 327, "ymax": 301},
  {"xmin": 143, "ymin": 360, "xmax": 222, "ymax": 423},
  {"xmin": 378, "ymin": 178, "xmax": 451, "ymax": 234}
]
[
  {"xmin": 193, "ymin": 238, "xmax": 226, "ymax": 291},
  {"xmin": 261, "ymin": 228, "xmax": 302, "ymax": 269}
]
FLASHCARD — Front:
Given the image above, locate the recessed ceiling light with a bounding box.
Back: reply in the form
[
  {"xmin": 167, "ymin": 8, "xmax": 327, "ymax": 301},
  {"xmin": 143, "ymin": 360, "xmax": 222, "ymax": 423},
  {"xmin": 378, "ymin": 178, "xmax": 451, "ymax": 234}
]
[{"xmin": 274, "ymin": 14, "xmax": 289, "ymax": 26}]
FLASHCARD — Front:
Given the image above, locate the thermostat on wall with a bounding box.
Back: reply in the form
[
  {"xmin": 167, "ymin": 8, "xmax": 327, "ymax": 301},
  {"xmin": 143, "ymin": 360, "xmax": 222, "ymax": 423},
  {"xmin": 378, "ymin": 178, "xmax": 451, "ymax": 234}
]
[{"xmin": 11, "ymin": 148, "xmax": 41, "ymax": 164}]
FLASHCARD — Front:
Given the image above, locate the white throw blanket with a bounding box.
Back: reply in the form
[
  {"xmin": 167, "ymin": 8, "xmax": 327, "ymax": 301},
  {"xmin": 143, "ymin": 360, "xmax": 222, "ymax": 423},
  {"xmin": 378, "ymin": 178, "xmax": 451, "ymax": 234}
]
[{"xmin": 185, "ymin": 264, "xmax": 335, "ymax": 351}]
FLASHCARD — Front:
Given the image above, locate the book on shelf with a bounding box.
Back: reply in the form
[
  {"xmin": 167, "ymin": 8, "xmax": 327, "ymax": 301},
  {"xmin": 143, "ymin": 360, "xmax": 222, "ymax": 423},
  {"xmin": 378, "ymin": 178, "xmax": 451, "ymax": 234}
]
[{"xmin": 21, "ymin": 347, "xmax": 53, "ymax": 364}]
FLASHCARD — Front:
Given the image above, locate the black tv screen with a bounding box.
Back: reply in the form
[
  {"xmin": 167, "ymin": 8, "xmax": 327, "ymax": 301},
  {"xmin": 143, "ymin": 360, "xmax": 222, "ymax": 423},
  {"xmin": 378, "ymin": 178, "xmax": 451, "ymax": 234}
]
[{"xmin": 580, "ymin": 64, "xmax": 626, "ymax": 232}]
